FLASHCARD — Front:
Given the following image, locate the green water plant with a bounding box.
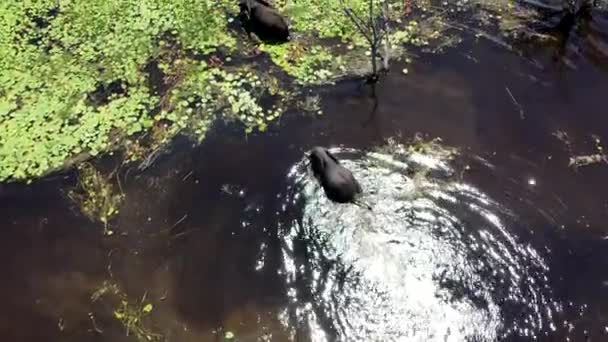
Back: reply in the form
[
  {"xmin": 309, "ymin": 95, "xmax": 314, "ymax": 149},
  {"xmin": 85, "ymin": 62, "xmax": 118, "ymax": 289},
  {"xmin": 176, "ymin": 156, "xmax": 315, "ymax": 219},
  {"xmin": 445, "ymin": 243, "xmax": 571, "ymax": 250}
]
[
  {"xmin": 165, "ymin": 62, "xmax": 286, "ymax": 136},
  {"xmin": 68, "ymin": 162, "xmax": 124, "ymax": 231},
  {"xmin": 92, "ymin": 281, "xmax": 160, "ymax": 342},
  {"xmin": 113, "ymin": 297, "xmax": 160, "ymax": 342},
  {"xmin": 261, "ymin": 43, "xmax": 337, "ymax": 84},
  {"xmin": 279, "ymin": 0, "xmax": 370, "ymax": 43},
  {"xmin": 406, "ymin": 134, "xmax": 458, "ymax": 160},
  {"xmin": 0, "ymin": 0, "xmax": 445, "ymax": 182},
  {"xmin": 0, "ymin": 0, "xmax": 236, "ymax": 181}
]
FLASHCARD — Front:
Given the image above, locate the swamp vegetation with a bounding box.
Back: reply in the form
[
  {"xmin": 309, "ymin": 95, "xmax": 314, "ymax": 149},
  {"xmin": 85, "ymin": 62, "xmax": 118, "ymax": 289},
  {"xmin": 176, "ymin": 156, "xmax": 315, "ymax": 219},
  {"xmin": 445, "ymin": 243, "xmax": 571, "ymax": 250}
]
[{"xmin": 0, "ymin": 0, "xmax": 433, "ymax": 182}]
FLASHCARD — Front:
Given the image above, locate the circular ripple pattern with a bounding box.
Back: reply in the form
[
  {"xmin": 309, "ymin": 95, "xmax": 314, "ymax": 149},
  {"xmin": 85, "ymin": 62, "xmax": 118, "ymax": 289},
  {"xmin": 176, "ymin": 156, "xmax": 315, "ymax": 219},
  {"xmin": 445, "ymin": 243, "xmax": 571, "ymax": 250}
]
[{"xmin": 278, "ymin": 146, "xmax": 560, "ymax": 341}]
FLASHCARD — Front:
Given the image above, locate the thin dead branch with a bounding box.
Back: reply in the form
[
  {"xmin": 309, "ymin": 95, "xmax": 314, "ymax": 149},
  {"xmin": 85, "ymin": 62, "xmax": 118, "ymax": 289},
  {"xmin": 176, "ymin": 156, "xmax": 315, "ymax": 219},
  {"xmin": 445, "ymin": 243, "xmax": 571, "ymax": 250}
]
[{"xmin": 340, "ymin": 0, "xmax": 393, "ymax": 81}]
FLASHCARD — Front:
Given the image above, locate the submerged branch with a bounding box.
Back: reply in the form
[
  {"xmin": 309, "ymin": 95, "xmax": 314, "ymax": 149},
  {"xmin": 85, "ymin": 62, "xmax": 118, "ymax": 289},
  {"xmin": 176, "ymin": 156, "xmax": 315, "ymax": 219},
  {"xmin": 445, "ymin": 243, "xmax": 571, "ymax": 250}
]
[{"xmin": 505, "ymin": 86, "xmax": 525, "ymax": 119}]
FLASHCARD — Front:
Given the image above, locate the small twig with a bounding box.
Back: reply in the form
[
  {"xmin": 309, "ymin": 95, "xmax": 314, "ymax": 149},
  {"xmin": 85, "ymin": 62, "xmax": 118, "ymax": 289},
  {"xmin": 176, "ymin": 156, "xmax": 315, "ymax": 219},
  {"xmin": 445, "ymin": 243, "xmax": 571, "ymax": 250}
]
[
  {"xmin": 107, "ymin": 249, "xmax": 116, "ymax": 279},
  {"xmin": 124, "ymin": 166, "xmax": 133, "ymax": 183},
  {"xmin": 88, "ymin": 312, "xmax": 103, "ymax": 334},
  {"xmin": 138, "ymin": 146, "xmax": 163, "ymax": 171},
  {"xmin": 380, "ymin": 0, "xmax": 391, "ymax": 70},
  {"xmin": 369, "ymin": 0, "xmax": 376, "ymax": 40},
  {"xmin": 460, "ymin": 52, "xmax": 479, "ymax": 63},
  {"xmin": 505, "ymin": 86, "xmax": 525, "ymax": 119},
  {"xmin": 346, "ymin": 8, "xmax": 373, "ymax": 44},
  {"xmin": 115, "ymin": 171, "xmax": 125, "ymax": 197},
  {"xmin": 181, "ymin": 170, "xmax": 194, "ymax": 181},
  {"xmin": 340, "ymin": 0, "xmax": 373, "ymax": 44},
  {"xmin": 169, "ymin": 214, "xmax": 188, "ymax": 232},
  {"xmin": 172, "ymin": 228, "xmax": 196, "ymax": 239}
]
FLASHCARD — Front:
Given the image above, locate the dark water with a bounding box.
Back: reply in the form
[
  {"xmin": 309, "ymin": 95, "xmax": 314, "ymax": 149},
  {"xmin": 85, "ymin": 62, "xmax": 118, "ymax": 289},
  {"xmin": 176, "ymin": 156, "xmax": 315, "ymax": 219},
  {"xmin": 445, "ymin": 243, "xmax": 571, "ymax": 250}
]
[{"xmin": 2, "ymin": 2, "xmax": 608, "ymax": 341}]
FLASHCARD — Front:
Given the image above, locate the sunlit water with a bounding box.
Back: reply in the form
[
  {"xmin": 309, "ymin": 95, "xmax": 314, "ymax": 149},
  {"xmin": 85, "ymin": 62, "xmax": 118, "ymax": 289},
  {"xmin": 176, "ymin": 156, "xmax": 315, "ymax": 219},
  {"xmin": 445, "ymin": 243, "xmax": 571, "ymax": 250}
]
[{"xmin": 278, "ymin": 145, "xmax": 561, "ymax": 341}]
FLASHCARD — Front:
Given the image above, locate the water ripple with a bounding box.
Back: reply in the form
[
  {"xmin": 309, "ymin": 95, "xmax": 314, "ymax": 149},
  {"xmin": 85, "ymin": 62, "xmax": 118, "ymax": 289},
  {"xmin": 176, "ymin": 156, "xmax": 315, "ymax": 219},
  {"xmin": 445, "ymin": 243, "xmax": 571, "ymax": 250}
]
[{"xmin": 279, "ymin": 145, "xmax": 560, "ymax": 341}]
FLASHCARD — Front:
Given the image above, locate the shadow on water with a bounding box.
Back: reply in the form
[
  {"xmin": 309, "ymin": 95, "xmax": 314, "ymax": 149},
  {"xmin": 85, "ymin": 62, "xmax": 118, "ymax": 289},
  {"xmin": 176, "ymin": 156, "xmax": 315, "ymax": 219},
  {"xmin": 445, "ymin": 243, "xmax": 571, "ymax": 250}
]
[{"xmin": 2, "ymin": 1, "xmax": 608, "ymax": 341}]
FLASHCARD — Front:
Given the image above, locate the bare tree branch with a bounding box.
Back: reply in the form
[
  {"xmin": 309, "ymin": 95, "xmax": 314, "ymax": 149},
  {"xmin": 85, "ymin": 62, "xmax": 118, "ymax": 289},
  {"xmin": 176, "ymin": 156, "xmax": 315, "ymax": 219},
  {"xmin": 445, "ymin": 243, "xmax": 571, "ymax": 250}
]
[
  {"xmin": 380, "ymin": 0, "xmax": 391, "ymax": 70},
  {"xmin": 340, "ymin": 0, "xmax": 373, "ymax": 44},
  {"xmin": 369, "ymin": 0, "xmax": 377, "ymax": 45},
  {"xmin": 346, "ymin": 9, "xmax": 373, "ymax": 44},
  {"xmin": 340, "ymin": 0, "xmax": 393, "ymax": 81}
]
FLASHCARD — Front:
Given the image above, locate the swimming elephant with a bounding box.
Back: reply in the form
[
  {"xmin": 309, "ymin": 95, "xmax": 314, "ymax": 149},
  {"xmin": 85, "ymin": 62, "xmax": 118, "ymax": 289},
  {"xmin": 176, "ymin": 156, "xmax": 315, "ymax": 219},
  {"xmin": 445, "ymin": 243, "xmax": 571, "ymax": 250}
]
[
  {"xmin": 238, "ymin": 0, "xmax": 290, "ymax": 43},
  {"xmin": 308, "ymin": 147, "xmax": 370, "ymax": 209}
]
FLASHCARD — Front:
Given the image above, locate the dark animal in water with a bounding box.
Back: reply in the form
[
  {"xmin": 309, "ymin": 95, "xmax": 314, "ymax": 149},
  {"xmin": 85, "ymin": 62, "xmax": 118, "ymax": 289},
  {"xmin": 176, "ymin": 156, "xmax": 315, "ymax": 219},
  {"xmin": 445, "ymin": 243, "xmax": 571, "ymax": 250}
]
[
  {"xmin": 308, "ymin": 147, "xmax": 370, "ymax": 209},
  {"xmin": 238, "ymin": 0, "xmax": 289, "ymax": 43}
]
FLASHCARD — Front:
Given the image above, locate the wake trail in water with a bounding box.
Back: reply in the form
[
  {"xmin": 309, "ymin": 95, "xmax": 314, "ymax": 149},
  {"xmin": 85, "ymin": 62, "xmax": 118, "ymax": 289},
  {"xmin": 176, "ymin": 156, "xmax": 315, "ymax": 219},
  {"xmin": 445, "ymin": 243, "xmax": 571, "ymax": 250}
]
[{"xmin": 277, "ymin": 143, "xmax": 561, "ymax": 341}]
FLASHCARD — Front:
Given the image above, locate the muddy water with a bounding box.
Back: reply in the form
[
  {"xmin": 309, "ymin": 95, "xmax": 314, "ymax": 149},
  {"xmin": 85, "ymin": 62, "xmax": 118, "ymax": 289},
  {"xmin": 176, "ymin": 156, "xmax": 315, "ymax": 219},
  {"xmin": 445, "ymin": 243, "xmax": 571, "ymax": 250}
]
[{"xmin": 2, "ymin": 3, "xmax": 608, "ymax": 342}]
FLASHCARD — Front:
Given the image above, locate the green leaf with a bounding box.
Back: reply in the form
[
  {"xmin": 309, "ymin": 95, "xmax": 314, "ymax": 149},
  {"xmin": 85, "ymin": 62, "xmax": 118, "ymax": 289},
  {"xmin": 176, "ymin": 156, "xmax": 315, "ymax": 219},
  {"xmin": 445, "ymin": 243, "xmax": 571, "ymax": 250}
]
[{"xmin": 142, "ymin": 303, "xmax": 153, "ymax": 313}]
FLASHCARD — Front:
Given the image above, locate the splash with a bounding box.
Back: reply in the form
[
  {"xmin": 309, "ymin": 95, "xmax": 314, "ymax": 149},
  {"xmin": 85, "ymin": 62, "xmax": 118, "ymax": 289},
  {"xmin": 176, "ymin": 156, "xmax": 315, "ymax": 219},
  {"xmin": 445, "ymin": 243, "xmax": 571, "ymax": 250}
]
[{"xmin": 278, "ymin": 144, "xmax": 559, "ymax": 341}]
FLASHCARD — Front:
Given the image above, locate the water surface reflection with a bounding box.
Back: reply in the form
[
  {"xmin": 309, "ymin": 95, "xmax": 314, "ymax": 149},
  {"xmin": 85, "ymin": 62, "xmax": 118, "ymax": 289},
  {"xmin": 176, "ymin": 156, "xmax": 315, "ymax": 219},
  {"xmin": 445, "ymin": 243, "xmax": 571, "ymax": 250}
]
[{"xmin": 280, "ymin": 145, "xmax": 561, "ymax": 341}]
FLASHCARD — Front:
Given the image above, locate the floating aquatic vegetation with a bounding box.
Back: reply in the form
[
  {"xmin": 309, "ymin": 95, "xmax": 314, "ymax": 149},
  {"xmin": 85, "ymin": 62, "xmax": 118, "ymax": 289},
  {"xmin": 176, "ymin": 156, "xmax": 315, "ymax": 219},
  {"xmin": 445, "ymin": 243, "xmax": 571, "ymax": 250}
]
[
  {"xmin": 113, "ymin": 298, "xmax": 160, "ymax": 342},
  {"xmin": 0, "ymin": 0, "xmax": 238, "ymax": 181},
  {"xmin": 377, "ymin": 134, "xmax": 459, "ymax": 162},
  {"xmin": 554, "ymin": 131, "xmax": 607, "ymax": 169},
  {"xmin": 390, "ymin": 20, "xmax": 425, "ymax": 46},
  {"xmin": 0, "ymin": 0, "xmax": 469, "ymax": 182},
  {"xmin": 371, "ymin": 135, "xmax": 459, "ymax": 198},
  {"xmin": 92, "ymin": 281, "xmax": 160, "ymax": 342},
  {"xmin": 90, "ymin": 281, "xmax": 121, "ymax": 302},
  {"xmin": 408, "ymin": 134, "xmax": 458, "ymax": 159},
  {"xmin": 165, "ymin": 63, "xmax": 286, "ymax": 136},
  {"xmin": 297, "ymin": 94, "xmax": 323, "ymax": 114},
  {"xmin": 261, "ymin": 43, "xmax": 339, "ymax": 84},
  {"xmin": 280, "ymin": 0, "xmax": 372, "ymax": 43},
  {"xmin": 471, "ymin": 0, "xmax": 542, "ymax": 36},
  {"xmin": 569, "ymin": 154, "xmax": 608, "ymax": 168},
  {"xmin": 568, "ymin": 135, "xmax": 607, "ymax": 169},
  {"xmin": 68, "ymin": 163, "xmax": 124, "ymax": 230}
]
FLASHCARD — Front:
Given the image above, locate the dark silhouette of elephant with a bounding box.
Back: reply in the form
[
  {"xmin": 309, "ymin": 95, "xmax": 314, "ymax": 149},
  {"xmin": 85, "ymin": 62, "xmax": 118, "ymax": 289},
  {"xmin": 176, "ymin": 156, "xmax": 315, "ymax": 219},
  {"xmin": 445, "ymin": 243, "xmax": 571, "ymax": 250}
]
[
  {"xmin": 308, "ymin": 147, "xmax": 369, "ymax": 209},
  {"xmin": 238, "ymin": 0, "xmax": 289, "ymax": 43}
]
